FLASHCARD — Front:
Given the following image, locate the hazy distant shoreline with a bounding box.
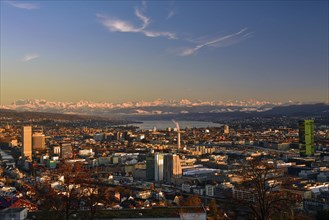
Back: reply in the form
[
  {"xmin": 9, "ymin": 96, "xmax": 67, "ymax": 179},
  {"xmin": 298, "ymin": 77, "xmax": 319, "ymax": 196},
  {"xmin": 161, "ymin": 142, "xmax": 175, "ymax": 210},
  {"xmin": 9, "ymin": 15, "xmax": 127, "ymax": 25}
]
[{"xmin": 128, "ymin": 120, "xmax": 223, "ymax": 130}]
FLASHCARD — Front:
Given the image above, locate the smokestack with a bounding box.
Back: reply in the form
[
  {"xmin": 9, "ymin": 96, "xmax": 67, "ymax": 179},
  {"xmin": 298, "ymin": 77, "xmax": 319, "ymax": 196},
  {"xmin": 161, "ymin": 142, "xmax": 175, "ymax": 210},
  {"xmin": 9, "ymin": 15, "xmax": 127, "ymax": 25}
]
[
  {"xmin": 178, "ymin": 131, "xmax": 181, "ymax": 150},
  {"xmin": 172, "ymin": 120, "xmax": 181, "ymax": 149}
]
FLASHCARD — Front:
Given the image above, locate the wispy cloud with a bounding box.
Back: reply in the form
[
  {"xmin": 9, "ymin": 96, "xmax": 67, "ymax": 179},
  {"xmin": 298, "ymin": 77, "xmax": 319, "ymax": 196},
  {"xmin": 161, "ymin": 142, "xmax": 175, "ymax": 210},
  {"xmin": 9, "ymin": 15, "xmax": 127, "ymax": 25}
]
[
  {"xmin": 97, "ymin": 3, "xmax": 176, "ymax": 39},
  {"xmin": 7, "ymin": 1, "xmax": 40, "ymax": 10},
  {"xmin": 97, "ymin": 2, "xmax": 250, "ymax": 56},
  {"xmin": 166, "ymin": 1, "xmax": 176, "ymax": 20},
  {"xmin": 178, "ymin": 28, "xmax": 252, "ymax": 56},
  {"xmin": 96, "ymin": 15, "xmax": 139, "ymax": 33},
  {"xmin": 22, "ymin": 53, "xmax": 40, "ymax": 62},
  {"xmin": 167, "ymin": 10, "xmax": 175, "ymax": 19},
  {"xmin": 144, "ymin": 30, "xmax": 176, "ymax": 39},
  {"xmin": 135, "ymin": 7, "xmax": 150, "ymax": 29}
]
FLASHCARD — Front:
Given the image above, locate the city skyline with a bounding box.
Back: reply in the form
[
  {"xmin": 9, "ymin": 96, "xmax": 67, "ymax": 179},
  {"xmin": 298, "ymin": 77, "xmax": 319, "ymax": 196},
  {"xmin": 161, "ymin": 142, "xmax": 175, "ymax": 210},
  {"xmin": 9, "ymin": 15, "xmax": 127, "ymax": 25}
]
[{"xmin": 1, "ymin": 1, "xmax": 328, "ymax": 105}]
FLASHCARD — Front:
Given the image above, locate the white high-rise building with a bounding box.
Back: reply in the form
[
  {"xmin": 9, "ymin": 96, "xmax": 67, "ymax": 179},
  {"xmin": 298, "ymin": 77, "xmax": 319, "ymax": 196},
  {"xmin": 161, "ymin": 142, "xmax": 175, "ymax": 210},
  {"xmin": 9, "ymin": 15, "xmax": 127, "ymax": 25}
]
[
  {"xmin": 22, "ymin": 126, "xmax": 32, "ymax": 160},
  {"xmin": 154, "ymin": 153, "xmax": 164, "ymax": 181}
]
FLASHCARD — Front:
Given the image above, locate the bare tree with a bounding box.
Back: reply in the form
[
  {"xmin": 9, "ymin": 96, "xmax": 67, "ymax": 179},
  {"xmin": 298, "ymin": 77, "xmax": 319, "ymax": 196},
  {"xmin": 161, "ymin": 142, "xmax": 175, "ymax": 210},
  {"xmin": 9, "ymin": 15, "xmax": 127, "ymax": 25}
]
[
  {"xmin": 80, "ymin": 182, "xmax": 101, "ymax": 220},
  {"xmin": 183, "ymin": 194, "xmax": 202, "ymax": 207},
  {"xmin": 233, "ymin": 158, "xmax": 297, "ymax": 220},
  {"xmin": 79, "ymin": 168, "xmax": 111, "ymax": 220},
  {"xmin": 59, "ymin": 161, "xmax": 87, "ymax": 220},
  {"xmin": 36, "ymin": 161, "xmax": 88, "ymax": 220},
  {"xmin": 208, "ymin": 198, "xmax": 219, "ymax": 219},
  {"xmin": 36, "ymin": 183, "xmax": 64, "ymax": 220}
]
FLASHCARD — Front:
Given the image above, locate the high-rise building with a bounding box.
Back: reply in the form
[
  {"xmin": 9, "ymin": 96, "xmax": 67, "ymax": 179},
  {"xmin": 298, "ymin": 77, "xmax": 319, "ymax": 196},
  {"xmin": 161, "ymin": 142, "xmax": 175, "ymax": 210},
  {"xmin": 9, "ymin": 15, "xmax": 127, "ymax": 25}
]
[
  {"xmin": 224, "ymin": 125, "xmax": 229, "ymax": 134},
  {"xmin": 146, "ymin": 155, "xmax": 155, "ymax": 181},
  {"xmin": 115, "ymin": 132, "xmax": 122, "ymax": 141},
  {"xmin": 299, "ymin": 120, "xmax": 314, "ymax": 156},
  {"xmin": 32, "ymin": 132, "xmax": 45, "ymax": 150},
  {"xmin": 164, "ymin": 154, "xmax": 182, "ymax": 183},
  {"xmin": 146, "ymin": 153, "xmax": 164, "ymax": 181},
  {"xmin": 22, "ymin": 126, "xmax": 32, "ymax": 160},
  {"xmin": 154, "ymin": 153, "xmax": 164, "ymax": 182},
  {"xmin": 163, "ymin": 154, "xmax": 171, "ymax": 183},
  {"xmin": 60, "ymin": 143, "xmax": 73, "ymax": 159}
]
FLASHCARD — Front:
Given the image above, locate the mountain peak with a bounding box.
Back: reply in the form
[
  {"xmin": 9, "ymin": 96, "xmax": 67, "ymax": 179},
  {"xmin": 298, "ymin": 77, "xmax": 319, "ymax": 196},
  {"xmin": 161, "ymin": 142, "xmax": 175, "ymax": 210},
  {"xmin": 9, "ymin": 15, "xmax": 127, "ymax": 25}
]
[{"xmin": 0, "ymin": 98, "xmax": 302, "ymax": 116}]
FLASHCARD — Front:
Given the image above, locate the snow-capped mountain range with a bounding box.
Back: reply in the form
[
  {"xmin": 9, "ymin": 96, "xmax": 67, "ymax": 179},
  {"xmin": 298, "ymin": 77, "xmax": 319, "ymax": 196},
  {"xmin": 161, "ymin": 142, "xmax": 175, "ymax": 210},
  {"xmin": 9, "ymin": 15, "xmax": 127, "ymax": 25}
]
[{"xmin": 0, "ymin": 99, "xmax": 301, "ymax": 116}]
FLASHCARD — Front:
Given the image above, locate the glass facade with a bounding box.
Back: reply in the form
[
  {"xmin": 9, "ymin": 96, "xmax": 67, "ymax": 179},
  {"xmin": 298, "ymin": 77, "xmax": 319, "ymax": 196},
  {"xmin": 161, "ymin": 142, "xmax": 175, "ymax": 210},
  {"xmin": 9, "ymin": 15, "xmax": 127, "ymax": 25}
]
[{"xmin": 299, "ymin": 120, "xmax": 314, "ymax": 156}]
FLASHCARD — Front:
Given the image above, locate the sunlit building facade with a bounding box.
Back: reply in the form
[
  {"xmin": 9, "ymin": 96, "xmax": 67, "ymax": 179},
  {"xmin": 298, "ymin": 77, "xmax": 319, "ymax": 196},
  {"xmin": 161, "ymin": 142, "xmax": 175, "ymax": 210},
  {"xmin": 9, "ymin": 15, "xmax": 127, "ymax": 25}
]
[
  {"xmin": 22, "ymin": 126, "xmax": 32, "ymax": 160},
  {"xmin": 164, "ymin": 154, "xmax": 182, "ymax": 183},
  {"xmin": 299, "ymin": 120, "xmax": 314, "ymax": 156}
]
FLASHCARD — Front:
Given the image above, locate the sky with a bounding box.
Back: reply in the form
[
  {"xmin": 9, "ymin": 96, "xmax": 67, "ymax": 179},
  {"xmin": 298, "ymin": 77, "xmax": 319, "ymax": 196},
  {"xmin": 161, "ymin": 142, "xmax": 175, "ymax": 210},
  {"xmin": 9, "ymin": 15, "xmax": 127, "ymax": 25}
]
[{"xmin": 0, "ymin": 0, "xmax": 328, "ymax": 105}]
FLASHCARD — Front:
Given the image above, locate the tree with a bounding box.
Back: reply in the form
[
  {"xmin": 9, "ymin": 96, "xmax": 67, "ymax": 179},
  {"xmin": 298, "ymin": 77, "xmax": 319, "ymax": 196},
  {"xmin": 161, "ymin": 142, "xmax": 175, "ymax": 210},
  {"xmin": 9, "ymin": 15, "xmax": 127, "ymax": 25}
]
[
  {"xmin": 78, "ymin": 166, "xmax": 110, "ymax": 220},
  {"xmin": 36, "ymin": 184, "xmax": 65, "ymax": 220},
  {"xmin": 102, "ymin": 187, "xmax": 117, "ymax": 205},
  {"xmin": 79, "ymin": 183, "xmax": 99, "ymax": 220},
  {"xmin": 234, "ymin": 158, "xmax": 297, "ymax": 220},
  {"xmin": 209, "ymin": 198, "xmax": 219, "ymax": 218},
  {"xmin": 36, "ymin": 161, "xmax": 89, "ymax": 220},
  {"xmin": 59, "ymin": 161, "xmax": 88, "ymax": 220},
  {"xmin": 184, "ymin": 195, "xmax": 202, "ymax": 207},
  {"xmin": 115, "ymin": 185, "xmax": 132, "ymax": 198}
]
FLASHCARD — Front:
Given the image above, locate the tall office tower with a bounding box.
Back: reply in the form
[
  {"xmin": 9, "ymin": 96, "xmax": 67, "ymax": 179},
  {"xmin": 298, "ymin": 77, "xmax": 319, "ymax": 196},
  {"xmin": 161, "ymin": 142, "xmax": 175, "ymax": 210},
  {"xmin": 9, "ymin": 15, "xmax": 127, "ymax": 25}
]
[
  {"xmin": 154, "ymin": 153, "xmax": 164, "ymax": 182},
  {"xmin": 224, "ymin": 125, "xmax": 230, "ymax": 134},
  {"xmin": 299, "ymin": 120, "xmax": 314, "ymax": 156},
  {"xmin": 32, "ymin": 132, "xmax": 45, "ymax": 150},
  {"xmin": 172, "ymin": 154, "xmax": 182, "ymax": 178},
  {"xmin": 116, "ymin": 132, "xmax": 122, "ymax": 141},
  {"xmin": 163, "ymin": 154, "xmax": 172, "ymax": 183},
  {"xmin": 164, "ymin": 154, "xmax": 182, "ymax": 183},
  {"xmin": 22, "ymin": 126, "xmax": 32, "ymax": 160},
  {"xmin": 146, "ymin": 155, "xmax": 155, "ymax": 181}
]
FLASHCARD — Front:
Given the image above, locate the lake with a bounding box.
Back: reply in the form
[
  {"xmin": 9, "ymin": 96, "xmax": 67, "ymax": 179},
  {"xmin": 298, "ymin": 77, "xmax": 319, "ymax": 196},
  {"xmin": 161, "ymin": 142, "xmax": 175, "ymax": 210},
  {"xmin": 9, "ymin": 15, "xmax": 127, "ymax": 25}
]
[{"xmin": 128, "ymin": 120, "xmax": 223, "ymax": 130}]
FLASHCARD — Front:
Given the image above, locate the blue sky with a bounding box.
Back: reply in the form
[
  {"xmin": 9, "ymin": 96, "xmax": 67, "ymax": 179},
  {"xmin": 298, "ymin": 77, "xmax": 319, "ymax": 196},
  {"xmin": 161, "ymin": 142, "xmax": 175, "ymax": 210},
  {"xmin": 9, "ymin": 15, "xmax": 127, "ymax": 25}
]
[{"xmin": 1, "ymin": 0, "xmax": 328, "ymax": 104}]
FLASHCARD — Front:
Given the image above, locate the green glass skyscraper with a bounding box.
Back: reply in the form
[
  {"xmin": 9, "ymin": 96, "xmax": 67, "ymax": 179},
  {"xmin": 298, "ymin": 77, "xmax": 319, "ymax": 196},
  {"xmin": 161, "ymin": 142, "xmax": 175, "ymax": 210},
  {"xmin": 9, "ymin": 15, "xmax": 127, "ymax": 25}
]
[{"xmin": 299, "ymin": 120, "xmax": 314, "ymax": 156}]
